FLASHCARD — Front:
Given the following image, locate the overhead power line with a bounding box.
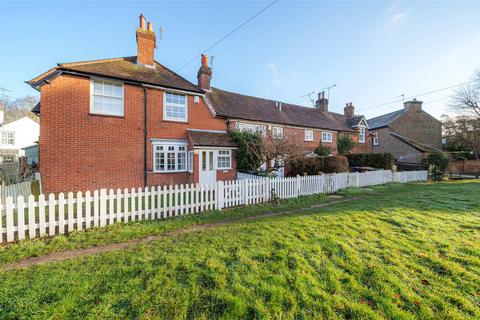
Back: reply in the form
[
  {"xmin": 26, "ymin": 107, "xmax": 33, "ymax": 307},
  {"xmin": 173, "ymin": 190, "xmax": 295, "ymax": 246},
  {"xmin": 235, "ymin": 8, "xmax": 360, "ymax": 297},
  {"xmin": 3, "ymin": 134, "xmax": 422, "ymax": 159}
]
[
  {"xmin": 357, "ymin": 81, "xmax": 471, "ymax": 112},
  {"xmin": 175, "ymin": 0, "xmax": 280, "ymax": 72}
]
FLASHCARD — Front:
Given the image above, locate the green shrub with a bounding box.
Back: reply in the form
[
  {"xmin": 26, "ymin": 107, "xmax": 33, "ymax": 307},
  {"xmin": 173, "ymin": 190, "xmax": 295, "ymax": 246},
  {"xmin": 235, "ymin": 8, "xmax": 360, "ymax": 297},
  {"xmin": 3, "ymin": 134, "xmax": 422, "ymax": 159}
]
[
  {"xmin": 346, "ymin": 153, "xmax": 395, "ymax": 169},
  {"xmin": 337, "ymin": 134, "xmax": 355, "ymax": 155},
  {"xmin": 288, "ymin": 156, "xmax": 349, "ymax": 176},
  {"xmin": 423, "ymin": 153, "xmax": 449, "ymax": 181},
  {"xmin": 229, "ymin": 131, "xmax": 264, "ymax": 171},
  {"xmin": 314, "ymin": 144, "xmax": 331, "ymax": 156}
]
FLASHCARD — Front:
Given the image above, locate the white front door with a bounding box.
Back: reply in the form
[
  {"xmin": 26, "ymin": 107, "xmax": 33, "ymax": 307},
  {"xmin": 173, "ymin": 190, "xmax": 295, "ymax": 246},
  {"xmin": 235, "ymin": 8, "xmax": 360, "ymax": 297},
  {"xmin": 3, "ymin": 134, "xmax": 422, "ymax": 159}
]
[{"xmin": 199, "ymin": 149, "xmax": 216, "ymax": 185}]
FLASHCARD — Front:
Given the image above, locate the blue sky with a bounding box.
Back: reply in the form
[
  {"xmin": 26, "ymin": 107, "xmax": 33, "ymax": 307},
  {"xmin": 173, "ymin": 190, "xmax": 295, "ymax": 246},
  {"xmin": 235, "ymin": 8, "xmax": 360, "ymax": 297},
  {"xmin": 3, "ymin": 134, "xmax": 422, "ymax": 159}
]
[{"xmin": 1, "ymin": 0, "xmax": 479, "ymax": 119}]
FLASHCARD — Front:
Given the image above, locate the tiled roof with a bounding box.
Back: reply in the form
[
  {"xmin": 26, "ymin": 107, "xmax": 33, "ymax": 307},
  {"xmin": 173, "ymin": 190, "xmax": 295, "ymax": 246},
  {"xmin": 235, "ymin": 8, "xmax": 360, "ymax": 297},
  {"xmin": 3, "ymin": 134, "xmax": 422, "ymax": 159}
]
[
  {"xmin": 187, "ymin": 130, "xmax": 237, "ymax": 148},
  {"xmin": 345, "ymin": 115, "xmax": 364, "ymax": 127},
  {"xmin": 367, "ymin": 109, "xmax": 404, "ymax": 129},
  {"xmin": 206, "ymin": 88, "xmax": 355, "ymax": 132},
  {"xmin": 27, "ymin": 57, "xmax": 203, "ymax": 93},
  {"xmin": 390, "ymin": 132, "xmax": 442, "ymax": 153}
]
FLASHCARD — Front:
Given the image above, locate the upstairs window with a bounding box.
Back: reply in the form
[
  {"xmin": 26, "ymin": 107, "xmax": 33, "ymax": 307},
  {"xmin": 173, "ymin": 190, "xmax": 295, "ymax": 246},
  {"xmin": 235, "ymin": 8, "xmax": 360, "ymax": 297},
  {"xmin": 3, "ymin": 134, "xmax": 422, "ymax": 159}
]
[
  {"xmin": 273, "ymin": 126, "xmax": 283, "ymax": 139},
  {"xmin": 1, "ymin": 131, "xmax": 15, "ymax": 145},
  {"xmin": 153, "ymin": 142, "xmax": 188, "ymax": 172},
  {"xmin": 217, "ymin": 150, "xmax": 232, "ymax": 169},
  {"xmin": 305, "ymin": 130, "xmax": 314, "ymax": 141},
  {"xmin": 321, "ymin": 132, "xmax": 333, "ymax": 143},
  {"xmin": 91, "ymin": 78, "xmax": 124, "ymax": 116},
  {"xmin": 359, "ymin": 127, "xmax": 366, "ymax": 144},
  {"xmin": 235, "ymin": 122, "xmax": 266, "ymax": 137},
  {"xmin": 164, "ymin": 92, "xmax": 188, "ymax": 122}
]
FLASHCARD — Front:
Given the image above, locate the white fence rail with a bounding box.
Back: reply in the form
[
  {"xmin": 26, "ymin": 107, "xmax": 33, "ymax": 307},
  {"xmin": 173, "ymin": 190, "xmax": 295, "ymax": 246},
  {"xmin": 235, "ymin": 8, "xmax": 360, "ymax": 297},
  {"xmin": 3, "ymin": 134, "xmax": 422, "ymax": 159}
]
[{"xmin": 0, "ymin": 170, "xmax": 427, "ymax": 243}]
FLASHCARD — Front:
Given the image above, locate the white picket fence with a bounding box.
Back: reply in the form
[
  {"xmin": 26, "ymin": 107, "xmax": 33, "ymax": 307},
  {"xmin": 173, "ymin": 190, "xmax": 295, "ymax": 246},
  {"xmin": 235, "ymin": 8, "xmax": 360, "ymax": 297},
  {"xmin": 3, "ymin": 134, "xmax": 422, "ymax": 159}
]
[{"xmin": 0, "ymin": 170, "xmax": 427, "ymax": 243}]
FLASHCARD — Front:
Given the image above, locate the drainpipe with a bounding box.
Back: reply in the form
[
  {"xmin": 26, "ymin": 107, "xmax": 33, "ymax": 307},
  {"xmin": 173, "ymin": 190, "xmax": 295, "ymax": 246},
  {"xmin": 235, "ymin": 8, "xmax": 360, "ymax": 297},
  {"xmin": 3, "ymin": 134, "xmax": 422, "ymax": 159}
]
[{"xmin": 142, "ymin": 85, "xmax": 148, "ymax": 187}]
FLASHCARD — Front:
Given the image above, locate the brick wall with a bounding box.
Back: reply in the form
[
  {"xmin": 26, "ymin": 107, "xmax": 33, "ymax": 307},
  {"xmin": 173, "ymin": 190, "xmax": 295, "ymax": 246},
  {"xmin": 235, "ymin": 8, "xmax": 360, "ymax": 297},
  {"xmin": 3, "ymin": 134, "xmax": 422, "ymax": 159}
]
[
  {"xmin": 39, "ymin": 73, "xmax": 232, "ymax": 193},
  {"xmin": 371, "ymin": 109, "xmax": 442, "ymax": 163}
]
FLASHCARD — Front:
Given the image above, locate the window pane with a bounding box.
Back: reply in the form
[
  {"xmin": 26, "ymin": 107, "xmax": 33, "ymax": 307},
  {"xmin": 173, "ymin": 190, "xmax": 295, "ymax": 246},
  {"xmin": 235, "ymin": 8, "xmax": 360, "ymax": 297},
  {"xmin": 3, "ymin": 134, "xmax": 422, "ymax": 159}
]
[
  {"xmin": 104, "ymin": 83, "xmax": 114, "ymax": 96},
  {"xmin": 209, "ymin": 151, "xmax": 214, "ymax": 171},
  {"xmin": 114, "ymin": 85, "xmax": 122, "ymax": 97},
  {"xmin": 94, "ymin": 81, "xmax": 103, "ymax": 94},
  {"xmin": 202, "ymin": 151, "xmax": 207, "ymax": 171},
  {"xmin": 167, "ymin": 152, "xmax": 175, "ymax": 170}
]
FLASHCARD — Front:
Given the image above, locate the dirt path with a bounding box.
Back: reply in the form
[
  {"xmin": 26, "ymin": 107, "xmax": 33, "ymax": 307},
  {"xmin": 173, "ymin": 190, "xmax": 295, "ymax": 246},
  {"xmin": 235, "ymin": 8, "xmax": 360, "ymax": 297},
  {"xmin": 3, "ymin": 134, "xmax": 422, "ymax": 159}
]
[{"xmin": 2, "ymin": 197, "xmax": 358, "ymax": 271}]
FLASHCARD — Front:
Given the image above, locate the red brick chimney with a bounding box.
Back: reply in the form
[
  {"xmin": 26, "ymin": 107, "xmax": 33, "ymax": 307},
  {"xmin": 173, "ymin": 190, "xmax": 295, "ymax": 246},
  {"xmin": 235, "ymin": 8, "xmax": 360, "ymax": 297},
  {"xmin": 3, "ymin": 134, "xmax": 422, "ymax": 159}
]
[
  {"xmin": 197, "ymin": 54, "xmax": 212, "ymax": 91},
  {"xmin": 404, "ymin": 98, "xmax": 423, "ymax": 112},
  {"xmin": 344, "ymin": 102, "xmax": 355, "ymax": 117},
  {"xmin": 136, "ymin": 14, "xmax": 156, "ymax": 67},
  {"xmin": 315, "ymin": 91, "xmax": 328, "ymax": 112}
]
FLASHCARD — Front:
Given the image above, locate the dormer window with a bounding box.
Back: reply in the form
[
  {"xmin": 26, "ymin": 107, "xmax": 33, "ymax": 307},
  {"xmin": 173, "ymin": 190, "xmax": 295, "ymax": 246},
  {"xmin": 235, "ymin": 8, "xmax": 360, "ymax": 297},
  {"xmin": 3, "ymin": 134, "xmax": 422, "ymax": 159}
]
[{"xmin": 90, "ymin": 78, "xmax": 124, "ymax": 116}]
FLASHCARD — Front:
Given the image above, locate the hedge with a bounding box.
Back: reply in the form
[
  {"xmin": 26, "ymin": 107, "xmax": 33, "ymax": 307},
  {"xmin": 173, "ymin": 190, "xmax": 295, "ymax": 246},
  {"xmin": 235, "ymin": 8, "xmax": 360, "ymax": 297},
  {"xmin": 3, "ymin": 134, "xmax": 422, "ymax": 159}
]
[
  {"xmin": 287, "ymin": 156, "xmax": 349, "ymax": 176},
  {"xmin": 345, "ymin": 153, "xmax": 395, "ymax": 170}
]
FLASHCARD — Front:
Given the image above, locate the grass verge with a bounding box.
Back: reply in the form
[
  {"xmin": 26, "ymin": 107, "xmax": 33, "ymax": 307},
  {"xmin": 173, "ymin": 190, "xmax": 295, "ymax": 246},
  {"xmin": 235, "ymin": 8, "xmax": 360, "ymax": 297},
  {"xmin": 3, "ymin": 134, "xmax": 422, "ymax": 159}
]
[{"xmin": 0, "ymin": 180, "xmax": 479, "ymax": 319}]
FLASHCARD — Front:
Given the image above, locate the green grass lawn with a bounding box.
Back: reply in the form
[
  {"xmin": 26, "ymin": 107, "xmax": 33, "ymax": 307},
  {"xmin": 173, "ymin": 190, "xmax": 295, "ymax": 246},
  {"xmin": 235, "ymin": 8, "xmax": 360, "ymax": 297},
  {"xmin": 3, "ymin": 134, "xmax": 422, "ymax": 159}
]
[{"xmin": 0, "ymin": 181, "xmax": 479, "ymax": 319}]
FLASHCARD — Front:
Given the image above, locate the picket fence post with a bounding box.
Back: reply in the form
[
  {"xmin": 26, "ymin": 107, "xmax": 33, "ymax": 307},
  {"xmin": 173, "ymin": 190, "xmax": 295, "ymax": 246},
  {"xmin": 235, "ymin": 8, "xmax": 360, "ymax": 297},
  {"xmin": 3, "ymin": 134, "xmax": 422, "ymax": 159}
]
[{"xmin": 216, "ymin": 181, "xmax": 224, "ymax": 211}]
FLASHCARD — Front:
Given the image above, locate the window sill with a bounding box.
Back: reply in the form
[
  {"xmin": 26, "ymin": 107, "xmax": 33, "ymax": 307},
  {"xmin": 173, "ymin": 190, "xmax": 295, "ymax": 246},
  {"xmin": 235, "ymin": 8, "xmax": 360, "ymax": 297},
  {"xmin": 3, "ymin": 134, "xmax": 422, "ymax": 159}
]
[
  {"xmin": 149, "ymin": 170, "xmax": 189, "ymax": 174},
  {"xmin": 162, "ymin": 118, "xmax": 189, "ymax": 124},
  {"xmin": 89, "ymin": 113, "xmax": 125, "ymax": 119},
  {"xmin": 321, "ymin": 141, "xmax": 333, "ymax": 143}
]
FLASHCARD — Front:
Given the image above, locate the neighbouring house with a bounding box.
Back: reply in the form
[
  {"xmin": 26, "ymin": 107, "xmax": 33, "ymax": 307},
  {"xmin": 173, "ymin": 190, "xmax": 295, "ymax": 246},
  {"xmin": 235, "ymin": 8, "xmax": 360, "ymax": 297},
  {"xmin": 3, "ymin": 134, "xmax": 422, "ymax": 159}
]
[
  {"xmin": 28, "ymin": 15, "xmax": 371, "ymax": 193},
  {"xmin": 22, "ymin": 144, "xmax": 39, "ymax": 166},
  {"xmin": 0, "ymin": 113, "xmax": 40, "ymax": 164},
  {"xmin": 368, "ymin": 99, "xmax": 442, "ymax": 164}
]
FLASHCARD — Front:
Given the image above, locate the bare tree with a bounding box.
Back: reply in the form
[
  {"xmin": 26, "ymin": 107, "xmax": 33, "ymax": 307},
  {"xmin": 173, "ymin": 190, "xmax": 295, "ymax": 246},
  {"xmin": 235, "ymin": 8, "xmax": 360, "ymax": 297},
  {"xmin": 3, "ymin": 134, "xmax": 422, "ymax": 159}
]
[
  {"xmin": 1, "ymin": 95, "xmax": 39, "ymax": 123},
  {"xmin": 451, "ymin": 69, "xmax": 480, "ymax": 119},
  {"xmin": 442, "ymin": 114, "xmax": 480, "ymax": 159}
]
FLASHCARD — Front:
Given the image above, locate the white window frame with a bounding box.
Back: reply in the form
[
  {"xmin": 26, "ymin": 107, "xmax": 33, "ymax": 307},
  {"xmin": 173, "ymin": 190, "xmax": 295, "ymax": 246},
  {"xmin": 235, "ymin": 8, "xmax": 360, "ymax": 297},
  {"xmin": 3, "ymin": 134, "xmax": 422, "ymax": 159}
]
[
  {"xmin": 188, "ymin": 150, "xmax": 194, "ymax": 173},
  {"xmin": 90, "ymin": 78, "xmax": 124, "ymax": 116},
  {"xmin": 217, "ymin": 150, "xmax": 232, "ymax": 170},
  {"xmin": 1, "ymin": 131, "xmax": 15, "ymax": 145},
  {"xmin": 235, "ymin": 122, "xmax": 266, "ymax": 137},
  {"xmin": 373, "ymin": 133, "xmax": 379, "ymax": 146},
  {"xmin": 153, "ymin": 141, "xmax": 188, "ymax": 173},
  {"xmin": 321, "ymin": 131, "xmax": 333, "ymax": 143},
  {"xmin": 304, "ymin": 130, "xmax": 314, "ymax": 141},
  {"xmin": 272, "ymin": 126, "xmax": 284, "ymax": 139},
  {"xmin": 163, "ymin": 92, "xmax": 188, "ymax": 122},
  {"xmin": 359, "ymin": 126, "xmax": 366, "ymax": 144}
]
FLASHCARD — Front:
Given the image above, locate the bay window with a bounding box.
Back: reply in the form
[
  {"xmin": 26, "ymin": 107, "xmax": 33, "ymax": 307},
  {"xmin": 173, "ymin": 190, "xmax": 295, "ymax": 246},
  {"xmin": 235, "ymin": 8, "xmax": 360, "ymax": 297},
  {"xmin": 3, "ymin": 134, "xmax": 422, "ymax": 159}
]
[{"xmin": 154, "ymin": 142, "xmax": 188, "ymax": 172}]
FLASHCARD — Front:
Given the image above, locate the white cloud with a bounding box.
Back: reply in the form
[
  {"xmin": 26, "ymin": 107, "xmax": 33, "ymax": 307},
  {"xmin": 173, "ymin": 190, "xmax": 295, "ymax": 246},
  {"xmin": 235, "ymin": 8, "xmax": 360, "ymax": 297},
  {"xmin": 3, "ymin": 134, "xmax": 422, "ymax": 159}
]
[
  {"xmin": 391, "ymin": 12, "xmax": 406, "ymax": 25},
  {"xmin": 266, "ymin": 62, "xmax": 284, "ymax": 87},
  {"xmin": 385, "ymin": 1, "xmax": 407, "ymax": 29}
]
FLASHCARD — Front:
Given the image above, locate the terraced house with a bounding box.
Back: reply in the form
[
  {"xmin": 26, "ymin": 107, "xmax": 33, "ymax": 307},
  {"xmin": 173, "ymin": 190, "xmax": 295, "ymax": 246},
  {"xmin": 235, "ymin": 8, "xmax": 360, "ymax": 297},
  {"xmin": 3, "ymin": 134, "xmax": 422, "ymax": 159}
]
[{"xmin": 28, "ymin": 15, "xmax": 372, "ymax": 193}]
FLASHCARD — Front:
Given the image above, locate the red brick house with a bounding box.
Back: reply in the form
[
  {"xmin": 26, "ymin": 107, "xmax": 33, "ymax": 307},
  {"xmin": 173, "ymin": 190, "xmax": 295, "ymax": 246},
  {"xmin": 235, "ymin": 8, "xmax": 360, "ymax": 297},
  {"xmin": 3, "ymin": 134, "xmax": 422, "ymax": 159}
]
[
  {"xmin": 368, "ymin": 99, "xmax": 442, "ymax": 164},
  {"xmin": 29, "ymin": 15, "xmax": 371, "ymax": 193}
]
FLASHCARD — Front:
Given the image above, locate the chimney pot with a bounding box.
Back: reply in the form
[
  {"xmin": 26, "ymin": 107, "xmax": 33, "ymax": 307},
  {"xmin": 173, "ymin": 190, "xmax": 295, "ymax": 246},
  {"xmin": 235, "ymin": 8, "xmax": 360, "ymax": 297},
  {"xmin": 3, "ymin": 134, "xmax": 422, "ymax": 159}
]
[
  {"xmin": 139, "ymin": 14, "xmax": 146, "ymax": 29},
  {"xmin": 201, "ymin": 54, "xmax": 208, "ymax": 67},
  {"xmin": 147, "ymin": 21, "xmax": 153, "ymax": 32}
]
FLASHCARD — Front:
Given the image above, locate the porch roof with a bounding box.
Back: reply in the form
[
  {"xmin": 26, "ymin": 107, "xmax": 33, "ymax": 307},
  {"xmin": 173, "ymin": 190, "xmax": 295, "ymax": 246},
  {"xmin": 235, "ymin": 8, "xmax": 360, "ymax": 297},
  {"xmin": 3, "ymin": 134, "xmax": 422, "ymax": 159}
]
[{"xmin": 187, "ymin": 130, "xmax": 237, "ymax": 148}]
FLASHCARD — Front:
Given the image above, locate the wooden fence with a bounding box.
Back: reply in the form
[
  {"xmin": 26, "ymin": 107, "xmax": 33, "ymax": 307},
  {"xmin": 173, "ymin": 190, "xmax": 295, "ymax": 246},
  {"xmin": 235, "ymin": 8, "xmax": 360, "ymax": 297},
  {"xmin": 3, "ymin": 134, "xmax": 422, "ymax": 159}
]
[
  {"xmin": 0, "ymin": 180, "xmax": 34, "ymax": 204},
  {"xmin": 0, "ymin": 170, "xmax": 428, "ymax": 243}
]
